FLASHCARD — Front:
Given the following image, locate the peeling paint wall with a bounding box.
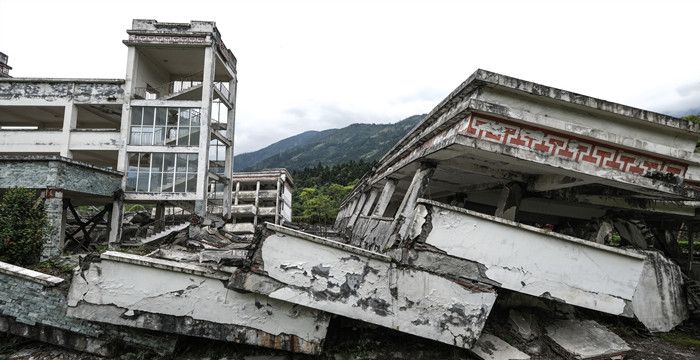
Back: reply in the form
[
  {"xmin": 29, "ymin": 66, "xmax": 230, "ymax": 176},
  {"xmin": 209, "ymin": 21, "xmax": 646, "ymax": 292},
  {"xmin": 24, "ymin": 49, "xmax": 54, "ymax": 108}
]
[
  {"xmin": 238, "ymin": 227, "xmax": 497, "ymax": 349},
  {"xmin": 0, "ymin": 80, "xmax": 124, "ymax": 103},
  {"xmin": 66, "ymin": 252, "xmax": 330, "ymax": 354},
  {"xmin": 412, "ymin": 200, "xmax": 646, "ymax": 316}
]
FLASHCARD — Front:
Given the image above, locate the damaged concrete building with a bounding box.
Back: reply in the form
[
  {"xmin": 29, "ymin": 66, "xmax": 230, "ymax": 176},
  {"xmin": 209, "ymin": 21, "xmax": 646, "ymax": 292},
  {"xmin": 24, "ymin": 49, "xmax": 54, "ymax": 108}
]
[
  {"xmin": 224, "ymin": 169, "xmax": 294, "ymax": 236},
  {"xmin": 0, "ymin": 19, "xmax": 238, "ymax": 251},
  {"xmin": 1, "ymin": 20, "xmax": 699, "ymax": 358}
]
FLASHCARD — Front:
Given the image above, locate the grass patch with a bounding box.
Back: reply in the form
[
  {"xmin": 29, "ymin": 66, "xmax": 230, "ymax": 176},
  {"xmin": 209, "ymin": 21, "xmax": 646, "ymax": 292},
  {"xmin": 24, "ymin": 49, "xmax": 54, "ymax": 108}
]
[{"xmin": 660, "ymin": 333, "xmax": 700, "ymax": 349}]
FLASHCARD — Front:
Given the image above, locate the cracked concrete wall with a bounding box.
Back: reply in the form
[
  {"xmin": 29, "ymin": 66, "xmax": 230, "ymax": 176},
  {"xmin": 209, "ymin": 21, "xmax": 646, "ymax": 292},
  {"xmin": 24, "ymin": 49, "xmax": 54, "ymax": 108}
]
[
  {"xmin": 0, "ymin": 261, "xmax": 175, "ymax": 357},
  {"xmin": 631, "ymin": 251, "xmax": 689, "ymax": 332},
  {"xmin": 411, "ymin": 200, "xmax": 647, "ymax": 317},
  {"xmin": 0, "ymin": 80, "xmax": 124, "ymax": 103},
  {"xmin": 238, "ymin": 226, "xmax": 497, "ymax": 349},
  {"xmin": 66, "ymin": 253, "xmax": 330, "ymax": 354},
  {"xmin": 0, "ymin": 158, "xmax": 122, "ymax": 197}
]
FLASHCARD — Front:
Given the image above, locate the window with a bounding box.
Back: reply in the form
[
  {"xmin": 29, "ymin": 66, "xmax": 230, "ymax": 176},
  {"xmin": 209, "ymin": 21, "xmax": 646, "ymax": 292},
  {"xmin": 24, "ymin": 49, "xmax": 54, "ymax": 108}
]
[
  {"xmin": 129, "ymin": 106, "xmax": 200, "ymax": 146},
  {"xmin": 126, "ymin": 152, "xmax": 198, "ymax": 193}
]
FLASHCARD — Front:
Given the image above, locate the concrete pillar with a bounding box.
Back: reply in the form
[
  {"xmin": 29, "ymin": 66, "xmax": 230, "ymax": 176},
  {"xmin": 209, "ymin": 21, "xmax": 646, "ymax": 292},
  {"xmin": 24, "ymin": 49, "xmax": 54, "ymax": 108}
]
[
  {"xmin": 275, "ymin": 178, "xmax": 281, "ymax": 225},
  {"xmin": 372, "ymin": 179, "xmax": 397, "ymax": 217},
  {"xmin": 195, "ymin": 45, "xmax": 217, "ymax": 217},
  {"xmin": 495, "ymin": 182, "xmax": 522, "ymax": 221},
  {"xmin": 60, "ymin": 104, "xmax": 77, "ymax": 158},
  {"xmin": 346, "ymin": 192, "xmax": 367, "ymax": 229},
  {"xmin": 222, "ymin": 77, "xmax": 237, "ymax": 221},
  {"xmin": 361, "ymin": 188, "xmax": 379, "ymax": 216},
  {"xmin": 154, "ymin": 203, "xmax": 166, "ymax": 232},
  {"xmin": 253, "ymin": 181, "xmax": 260, "ymax": 226},
  {"xmin": 390, "ymin": 163, "xmax": 436, "ymax": 246},
  {"xmin": 41, "ymin": 189, "xmax": 65, "ymax": 260},
  {"xmin": 689, "ymin": 223, "xmax": 695, "ymax": 273},
  {"xmin": 108, "ymin": 197, "xmax": 123, "ymax": 249}
]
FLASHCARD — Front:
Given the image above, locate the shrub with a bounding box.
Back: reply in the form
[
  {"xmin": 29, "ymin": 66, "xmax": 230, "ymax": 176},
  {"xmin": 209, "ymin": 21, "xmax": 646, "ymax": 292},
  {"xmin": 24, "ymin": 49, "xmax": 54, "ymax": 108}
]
[{"xmin": 0, "ymin": 188, "xmax": 47, "ymax": 266}]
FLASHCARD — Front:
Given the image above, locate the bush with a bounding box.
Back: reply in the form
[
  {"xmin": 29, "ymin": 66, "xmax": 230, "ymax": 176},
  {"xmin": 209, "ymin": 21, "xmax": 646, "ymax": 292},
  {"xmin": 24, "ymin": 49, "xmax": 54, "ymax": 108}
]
[{"xmin": 0, "ymin": 188, "xmax": 47, "ymax": 266}]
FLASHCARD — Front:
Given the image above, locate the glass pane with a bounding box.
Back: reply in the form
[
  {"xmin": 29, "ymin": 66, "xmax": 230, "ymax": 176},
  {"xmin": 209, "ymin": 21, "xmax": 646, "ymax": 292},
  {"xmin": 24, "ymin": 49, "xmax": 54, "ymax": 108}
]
[
  {"xmin": 187, "ymin": 154, "xmax": 198, "ymax": 172},
  {"xmin": 130, "ymin": 107, "xmax": 143, "ymax": 125},
  {"xmin": 176, "ymin": 154, "xmax": 188, "ymax": 172},
  {"xmin": 129, "ymin": 128, "xmax": 141, "ymax": 145},
  {"xmin": 165, "ymin": 126, "xmax": 177, "ymax": 145},
  {"xmin": 179, "ymin": 109, "xmax": 190, "ymax": 126},
  {"xmin": 153, "ymin": 126, "xmax": 165, "ymax": 145},
  {"xmin": 167, "ymin": 108, "xmax": 179, "ymax": 126},
  {"xmin": 155, "ymin": 108, "xmax": 167, "ymax": 125},
  {"xmin": 162, "ymin": 173, "xmax": 174, "ymax": 192},
  {"xmin": 136, "ymin": 173, "xmax": 149, "ymax": 192},
  {"xmin": 138, "ymin": 153, "xmax": 151, "ymax": 173},
  {"xmin": 177, "ymin": 128, "xmax": 190, "ymax": 146},
  {"xmin": 186, "ymin": 175, "xmax": 197, "ymax": 193},
  {"xmin": 149, "ymin": 173, "xmax": 162, "ymax": 192},
  {"xmin": 174, "ymin": 173, "xmax": 186, "ymax": 192},
  {"xmin": 143, "ymin": 107, "xmax": 155, "ymax": 125},
  {"xmin": 190, "ymin": 109, "xmax": 201, "ymax": 125},
  {"xmin": 189, "ymin": 128, "xmax": 200, "ymax": 146},
  {"xmin": 141, "ymin": 128, "xmax": 153, "ymax": 146},
  {"xmin": 152, "ymin": 153, "xmax": 163, "ymax": 172},
  {"xmin": 164, "ymin": 153, "xmax": 175, "ymax": 172}
]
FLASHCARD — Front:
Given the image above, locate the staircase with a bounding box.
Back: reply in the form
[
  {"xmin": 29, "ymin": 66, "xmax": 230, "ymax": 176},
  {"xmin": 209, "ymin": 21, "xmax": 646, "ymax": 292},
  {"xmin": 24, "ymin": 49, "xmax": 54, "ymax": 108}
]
[{"xmin": 123, "ymin": 222, "xmax": 191, "ymax": 247}]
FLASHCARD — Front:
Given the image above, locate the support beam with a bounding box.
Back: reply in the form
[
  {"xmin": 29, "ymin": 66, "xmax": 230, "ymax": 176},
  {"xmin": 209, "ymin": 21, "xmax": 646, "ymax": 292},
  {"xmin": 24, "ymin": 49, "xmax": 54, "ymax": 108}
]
[
  {"xmin": 372, "ymin": 179, "xmax": 396, "ymax": 217},
  {"xmin": 385, "ymin": 163, "xmax": 436, "ymax": 249},
  {"xmin": 274, "ymin": 178, "xmax": 281, "ymax": 225},
  {"xmin": 346, "ymin": 192, "xmax": 367, "ymax": 229},
  {"xmin": 361, "ymin": 188, "xmax": 379, "ymax": 216},
  {"xmin": 495, "ymin": 182, "xmax": 522, "ymax": 221},
  {"xmin": 528, "ymin": 174, "xmax": 590, "ymax": 192}
]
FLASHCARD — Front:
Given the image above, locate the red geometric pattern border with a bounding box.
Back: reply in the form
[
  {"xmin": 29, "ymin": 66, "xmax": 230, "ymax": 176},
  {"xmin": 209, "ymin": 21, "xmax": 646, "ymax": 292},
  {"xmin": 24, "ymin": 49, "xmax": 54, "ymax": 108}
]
[{"xmin": 460, "ymin": 115, "xmax": 687, "ymax": 177}]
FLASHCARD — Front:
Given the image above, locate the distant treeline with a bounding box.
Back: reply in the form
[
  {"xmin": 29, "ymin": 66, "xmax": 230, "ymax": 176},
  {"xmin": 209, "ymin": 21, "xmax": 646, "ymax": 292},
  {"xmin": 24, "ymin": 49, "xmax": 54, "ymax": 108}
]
[{"xmin": 291, "ymin": 160, "xmax": 374, "ymax": 224}]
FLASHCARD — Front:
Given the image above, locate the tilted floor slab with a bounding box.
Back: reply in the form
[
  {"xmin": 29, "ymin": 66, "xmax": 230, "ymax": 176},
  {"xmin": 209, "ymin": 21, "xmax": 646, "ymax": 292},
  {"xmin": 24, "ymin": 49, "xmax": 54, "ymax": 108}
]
[
  {"xmin": 230, "ymin": 223, "xmax": 498, "ymax": 349},
  {"xmin": 545, "ymin": 319, "xmax": 630, "ymax": 359},
  {"xmin": 410, "ymin": 199, "xmax": 647, "ymax": 317},
  {"xmin": 66, "ymin": 251, "xmax": 330, "ymax": 354}
]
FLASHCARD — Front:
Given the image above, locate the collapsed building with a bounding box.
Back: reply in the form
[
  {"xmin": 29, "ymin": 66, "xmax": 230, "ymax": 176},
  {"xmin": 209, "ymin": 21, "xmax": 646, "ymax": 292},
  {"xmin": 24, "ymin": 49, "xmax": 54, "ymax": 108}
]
[
  {"xmin": 224, "ymin": 169, "xmax": 294, "ymax": 236},
  {"xmin": 0, "ymin": 20, "xmax": 698, "ymax": 359}
]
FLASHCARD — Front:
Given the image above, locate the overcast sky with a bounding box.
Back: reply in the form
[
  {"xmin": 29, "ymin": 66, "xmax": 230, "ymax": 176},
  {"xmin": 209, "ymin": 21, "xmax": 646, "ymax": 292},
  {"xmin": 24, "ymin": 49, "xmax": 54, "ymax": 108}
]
[{"xmin": 1, "ymin": 0, "xmax": 699, "ymax": 154}]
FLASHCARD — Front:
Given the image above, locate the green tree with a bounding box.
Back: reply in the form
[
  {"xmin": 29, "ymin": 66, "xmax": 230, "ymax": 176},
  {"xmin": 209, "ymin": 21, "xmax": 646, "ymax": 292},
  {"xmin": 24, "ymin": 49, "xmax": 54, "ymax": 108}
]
[
  {"xmin": 0, "ymin": 188, "xmax": 47, "ymax": 266},
  {"xmin": 683, "ymin": 114, "xmax": 700, "ymax": 123}
]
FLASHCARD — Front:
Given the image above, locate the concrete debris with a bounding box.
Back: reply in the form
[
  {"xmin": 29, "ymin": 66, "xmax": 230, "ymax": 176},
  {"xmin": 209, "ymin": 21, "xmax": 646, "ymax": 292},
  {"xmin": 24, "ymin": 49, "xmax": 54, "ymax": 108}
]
[
  {"xmin": 472, "ymin": 332, "xmax": 530, "ymax": 360},
  {"xmin": 508, "ymin": 309, "xmax": 539, "ymax": 341},
  {"xmin": 545, "ymin": 319, "xmax": 631, "ymax": 359}
]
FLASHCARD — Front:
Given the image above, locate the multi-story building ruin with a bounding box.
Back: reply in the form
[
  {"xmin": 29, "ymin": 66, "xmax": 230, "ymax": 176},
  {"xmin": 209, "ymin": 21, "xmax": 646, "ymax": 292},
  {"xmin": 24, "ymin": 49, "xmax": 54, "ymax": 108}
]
[
  {"xmin": 224, "ymin": 169, "xmax": 294, "ymax": 236},
  {"xmin": 0, "ymin": 52, "xmax": 11, "ymax": 78},
  {"xmin": 0, "ymin": 20, "xmax": 237, "ymax": 255}
]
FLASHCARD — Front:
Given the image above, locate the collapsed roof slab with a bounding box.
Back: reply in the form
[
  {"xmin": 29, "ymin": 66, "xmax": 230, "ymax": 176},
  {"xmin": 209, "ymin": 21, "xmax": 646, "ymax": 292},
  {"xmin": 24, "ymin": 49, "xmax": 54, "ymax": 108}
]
[
  {"xmin": 229, "ymin": 223, "xmax": 498, "ymax": 349},
  {"xmin": 66, "ymin": 251, "xmax": 330, "ymax": 355},
  {"xmin": 410, "ymin": 199, "xmax": 647, "ymax": 317}
]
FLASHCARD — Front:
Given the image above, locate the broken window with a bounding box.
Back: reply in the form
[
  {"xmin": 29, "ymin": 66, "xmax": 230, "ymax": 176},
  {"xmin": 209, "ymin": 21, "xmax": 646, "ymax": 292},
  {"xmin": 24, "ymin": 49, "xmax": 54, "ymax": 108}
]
[
  {"xmin": 126, "ymin": 152, "xmax": 198, "ymax": 193},
  {"xmin": 129, "ymin": 106, "xmax": 200, "ymax": 146}
]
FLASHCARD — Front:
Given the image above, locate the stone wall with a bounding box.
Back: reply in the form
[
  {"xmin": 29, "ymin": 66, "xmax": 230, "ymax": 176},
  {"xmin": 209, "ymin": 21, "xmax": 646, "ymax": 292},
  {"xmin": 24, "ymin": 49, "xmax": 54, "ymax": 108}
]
[{"xmin": 0, "ymin": 261, "xmax": 175, "ymax": 357}]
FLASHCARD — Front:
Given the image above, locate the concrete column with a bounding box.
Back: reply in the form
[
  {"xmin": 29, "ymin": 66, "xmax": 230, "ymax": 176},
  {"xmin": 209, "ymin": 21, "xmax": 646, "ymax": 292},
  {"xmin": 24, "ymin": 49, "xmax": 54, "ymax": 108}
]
[
  {"xmin": 275, "ymin": 178, "xmax": 281, "ymax": 225},
  {"xmin": 195, "ymin": 45, "xmax": 216, "ymax": 217},
  {"xmin": 41, "ymin": 189, "xmax": 65, "ymax": 260},
  {"xmin": 346, "ymin": 192, "xmax": 367, "ymax": 229},
  {"xmin": 60, "ymin": 104, "xmax": 77, "ymax": 158},
  {"xmin": 222, "ymin": 77, "xmax": 237, "ymax": 221},
  {"xmin": 253, "ymin": 181, "xmax": 260, "ymax": 226},
  {"xmin": 391, "ymin": 163, "xmax": 436, "ymax": 245},
  {"xmin": 689, "ymin": 223, "xmax": 695, "ymax": 273},
  {"xmin": 361, "ymin": 188, "xmax": 379, "ymax": 216},
  {"xmin": 154, "ymin": 203, "xmax": 166, "ymax": 232},
  {"xmin": 108, "ymin": 197, "xmax": 124, "ymax": 249},
  {"xmin": 495, "ymin": 182, "xmax": 522, "ymax": 221},
  {"xmin": 372, "ymin": 179, "xmax": 397, "ymax": 217}
]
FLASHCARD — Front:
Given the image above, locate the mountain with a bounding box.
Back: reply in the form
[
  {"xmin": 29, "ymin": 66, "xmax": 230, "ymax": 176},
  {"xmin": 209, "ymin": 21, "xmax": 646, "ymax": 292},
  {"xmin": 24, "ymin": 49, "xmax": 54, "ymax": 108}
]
[{"xmin": 234, "ymin": 114, "xmax": 425, "ymax": 171}]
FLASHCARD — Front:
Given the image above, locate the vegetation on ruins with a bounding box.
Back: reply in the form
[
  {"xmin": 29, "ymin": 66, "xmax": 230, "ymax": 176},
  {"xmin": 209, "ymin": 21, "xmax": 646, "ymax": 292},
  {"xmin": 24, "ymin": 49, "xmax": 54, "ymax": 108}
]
[
  {"xmin": 292, "ymin": 160, "xmax": 374, "ymax": 224},
  {"xmin": 0, "ymin": 188, "xmax": 47, "ymax": 266}
]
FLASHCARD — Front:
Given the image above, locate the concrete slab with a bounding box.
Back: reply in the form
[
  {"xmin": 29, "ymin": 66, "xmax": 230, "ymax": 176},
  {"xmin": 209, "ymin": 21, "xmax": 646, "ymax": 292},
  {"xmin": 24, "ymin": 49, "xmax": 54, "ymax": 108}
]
[
  {"xmin": 471, "ymin": 332, "xmax": 530, "ymax": 360},
  {"xmin": 66, "ymin": 251, "xmax": 330, "ymax": 354},
  {"xmin": 413, "ymin": 200, "xmax": 646, "ymax": 316},
  {"xmin": 231, "ymin": 224, "xmax": 497, "ymax": 349},
  {"xmin": 545, "ymin": 319, "xmax": 630, "ymax": 359},
  {"xmin": 631, "ymin": 251, "xmax": 689, "ymax": 332}
]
